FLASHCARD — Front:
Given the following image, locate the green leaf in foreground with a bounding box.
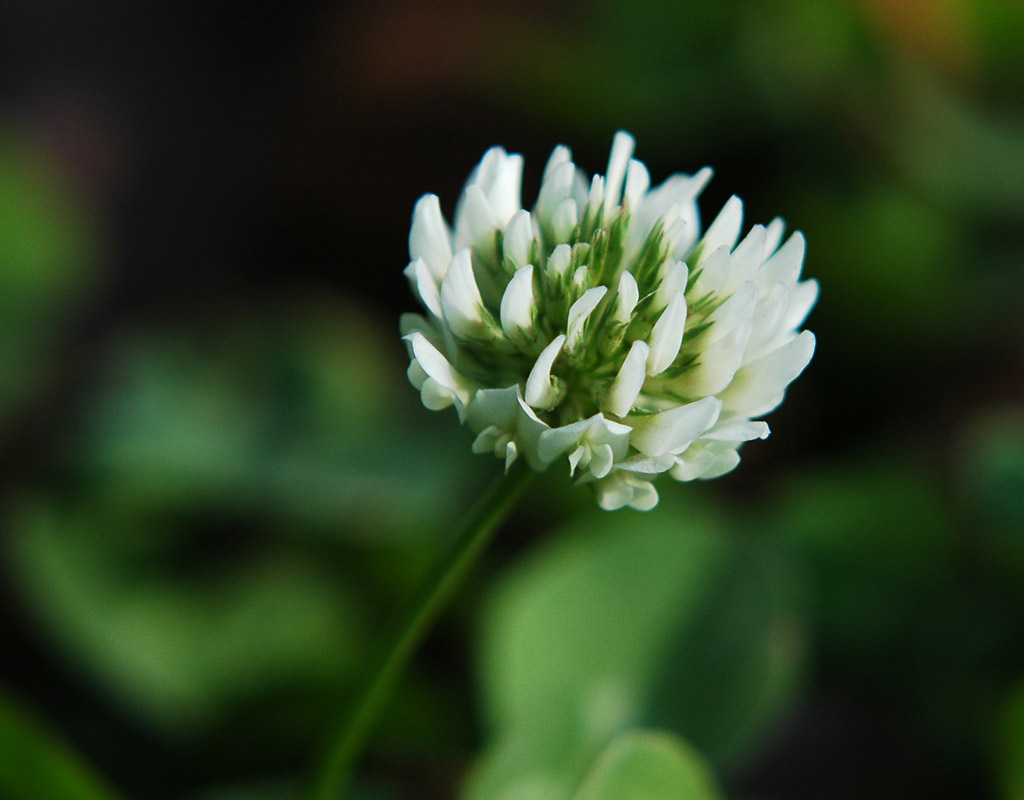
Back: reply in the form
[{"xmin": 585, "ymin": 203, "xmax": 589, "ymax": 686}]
[
  {"xmin": 0, "ymin": 692, "xmax": 124, "ymax": 800},
  {"xmin": 465, "ymin": 493, "xmax": 804, "ymax": 799},
  {"xmin": 573, "ymin": 730, "xmax": 723, "ymax": 800}
]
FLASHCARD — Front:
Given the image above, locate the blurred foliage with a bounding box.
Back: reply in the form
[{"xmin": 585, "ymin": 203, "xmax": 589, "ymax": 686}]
[
  {"xmin": 958, "ymin": 407, "xmax": 1024, "ymax": 571},
  {"xmin": 0, "ymin": 128, "xmax": 100, "ymax": 419},
  {"xmin": 572, "ymin": 730, "xmax": 724, "ymax": 800},
  {"xmin": 465, "ymin": 493, "xmax": 803, "ymax": 799},
  {"xmin": 1, "ymin": 0, "xmax": 1023, "ymax": 798},
  {"xmin": 999, "ymin": 679, "xmax": 1024, "ymax": 800},
  {"xmin": 71, "ymin": 301, "xmax": 475, "ymax": 539},
  {"xmin": 0, "ymin": 692, "xmax": 124, "ymax": 800},
  {"xmin": 4, "ymin": 301, "xmax": 485, "ymax": 755}
]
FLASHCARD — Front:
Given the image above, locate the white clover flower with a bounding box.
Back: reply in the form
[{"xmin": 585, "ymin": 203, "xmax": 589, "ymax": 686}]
[{"xmin": 401, "ymin": 132, "xmax": 817, "ymax": 511}]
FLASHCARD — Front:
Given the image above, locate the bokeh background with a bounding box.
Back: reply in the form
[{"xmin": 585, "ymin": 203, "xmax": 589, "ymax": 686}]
[{"xmin": 1, "ymin": 0, "xmax": 1023, "ymax": 798}]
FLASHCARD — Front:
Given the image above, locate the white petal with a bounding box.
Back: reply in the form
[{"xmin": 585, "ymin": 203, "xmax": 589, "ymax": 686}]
[
  {"xmin": 632, "ymin": 169, "xmax": 710, "ymax": 250},
  {"xmin": 603, "ymin": 131, "xmax": 635, "ymax": 214},
  {"xmin": 504, "ymin": 439, "xmax": 518, "ymax": 472},
  {"xmin": 587, "ymin": 174, "xmax": 605, "ymax": 215},
  {"xmin": 614, "ymin": 270, "xmax": 640, "ymax": 324},
  {"xmin": 700, "ymin": 195, "xmax": 743, "ymax": 257},
  {"xmin": 690, "ymin": 245, "xmax": 730, "ymax": 296},
  {"xmin": 652, "ymin": 260, "xmax": 688, "ymax": 311},
  {"xmin": 406, "ymin": 359, "xmax": 428, "ymax": 390},
  {"xmin": 706, "ymin": 281, "xmax": 756, "ymax": 341},
  {"xmin": 595, "ymin": 474, "xmax": 635, "ymax": 511},
  {"xmin": 454, "ymin": 184, "xmax": 497, "ymax": 252},
  {"xmin": 546, "ymin": 243, "xmax": 572, "ymax": 282},
  {"xmin": 628, "ymin": 396, "xmax": 722, "ymax": 457},
  {"xmin": 627, "ymin": 479, "xmax": 659, "ymax": 510},
  {"xmin": 746, "ymin": 282, "xmax": 790, "ymax": 359},
  {"xmin": 589, "ymin": 443, "xmax": 615, "ymax": 479},
  {"xmin": 404, "ymin": 331, "xmax": 474, "ymax": 415},
  {"xmin": 542, "ymin": 144, "xmax": 571, "ymax": 184},
  {"xmin": 471, "ymin": 426, "xmax": 503, "ymax": 455},
  {"xmin": 537, "ymin": 414, "xmax": 595, "ymax": 465},
  {"xmin": 468, "ymin": 146, "xmax": 505, "ymax": 187},
  {"xmin": 460, "ymin": 147, "xmax": 523, "ymax": 229},
  {"xmin": 632, "ymin": 175, "xmax": 687, "ymax": 235},
  {"xmin": 764, "ymin": 217, "xmax": 785, "ymax": 255},
  {"xmin": 623, "ymin": 158, "xmax": 651, "ymax": 209},
  {"xmin": 481, "ymin": 152, "xmax": 524, "ymax": 226},
  {"xmin": 783, "ymin": 278, "xmax": 819, "ymax": 332},
  {"xmin": 571, "ymin": 266, "xmax": 591, "ymax": 295},
  {"xmin": 587, "ymin": 416, "xmax": 633, "ymax": 457},
  {"xmin": 676, "ymin": 319, "xmax": 753, "ymax": 396},
  {"xmin": 503, "ymin": 210, "xmax": 535, "ymax": 268},
  {"xmin": 500, "ymin": 264, "xmax": 536, "ymax": 338},
  {"xmin": 568, "ymin": 446, "xmax": 586, "ymax": 475},
  {"xmin": 535, "ymin": 160, "xmax": 576, "ymax": 228},
  {"xmin": 604, "ymin": 340, "xmax": 650, "ymax": 417},
  {"xmin": 572, "ymin": 169, "xmax": 591, "ymax": 214},
  {"xmin": 552, "ymin": 198, "xmax": 578, "ymax": 243},
  {"xmin": 647, "ymin": 291, "xmax": 688, "ymax": 375},
  {"xmin": 704, "ymin": 420, "xmax": 770, "ymax": 441},
  {"xmin": 512, "ymin": 394, "xmax": 551, "ymax": 470},
  {"xmin": 466, "ymin": 386, "xmax": 551, "ymax": 471},
  {"xmin": 721, "ymin": 225, "xmax": 767, "ymax": 295},
  {"xmin": 566, "ymin": 286, "xmax": 608, "ymax": 350},
  {"xmin": 421, "ymin": 378, "xmax": 455, "ymax": 411},
  {"xmin": 467, "ymin": 386, "xmax": 519, "ymax": 432},
  {"xmin": 538, "ymin": 414, "xmax": 632, "ymax": 470},
  {"xmin": 721, "ymin": 330, "xmax": 815, "ymax": 417},
  {"xmin": 595, "ymin": 472, "xmax": 660, "ymax": 511},
  {"xmin": 688, "ymin": 166, "xmax": 714, "ymax": 196},
  {"xmin": 670, "ymin": 441, "xmax": 741, "ymax": 481},
  {"xmin": 525, "ymin": 334, "xmax": 566, "ymax": 410},
  {"xmin": 663, "ymin": 217, "xmax": 694, "ymax": 259},
  {"xmin": 440, "ymin": 248, "xmax": 487, "ymax": 339},
  {"xmin": 759, "ymin": 231, "xmax": 806, "ymax": 288},
  {"xmin": 616, "ymin": 453, "xmax": 677, "ymax": 474},
  {"xmin": 405, "ymin": 258, "xmax": 442, "ymax": 317},
  {"xmin": 636, "ymin": 168, "xmax": 710, "ymax": 225},
  {"xmin": 408, "ymin": 194, "xmax": 453, "ymax": 281}
]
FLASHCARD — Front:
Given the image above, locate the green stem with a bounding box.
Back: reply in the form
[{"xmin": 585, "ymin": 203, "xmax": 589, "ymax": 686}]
[{"xmin": 304, "ymin": 461, "xmax": 534, "ymax": 800}]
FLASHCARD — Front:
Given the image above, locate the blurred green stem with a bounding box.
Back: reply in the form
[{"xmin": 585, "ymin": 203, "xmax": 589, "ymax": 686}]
[{"xmin": 304, "ymin": 461, "xmax": 533, "ymax": 800}]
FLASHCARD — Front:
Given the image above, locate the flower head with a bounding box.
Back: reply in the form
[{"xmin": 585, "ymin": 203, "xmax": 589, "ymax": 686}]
[{"xmin": 401, "ymin": 132, "xmax": 816, "ymax": 510}]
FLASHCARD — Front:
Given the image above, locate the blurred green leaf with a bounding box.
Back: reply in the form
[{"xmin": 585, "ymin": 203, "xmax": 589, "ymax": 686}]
[
  {"xmin": 184, "ymin": 788, "xmax": 289, "ymax": 800},
  {"xmin": 484, "ymin": 2, "xmax": 751, "ymax": 148},
  {"xmin": 737, "ymin": 0, "xmax": 869, "ymax": 118},
  {"xmin": 877, "ymin": 68, "xmax": 1024, "ymax": 218},
  {"xmin": 998, "ymin": 679, "xmax": 1024, "ymax": 800},
  {"xmin": 0, "ymin": 692, "xmax": 124, "ymax": 800},
  {"xmin": 770, "ymin": 449, "xmax": 1024, "ymax": 772},
  {"xmin": 795, "ymin": 179, "xmax": 962, "ymax": 350},
  {"xmin": 465, "ymin": 494, "xmax": 805, "ymax": 799},
  {"xmin": 76, "ymin": 301, "xmax": 475, "ymax": 540},
  {"xmin": 0, "ymin": 128, "xmax": 100, "ymax": 417},
  {"xmin": 957, "ymin": 407, "xmax": 1024, "ymax": 561},
  {"xmin": 183, "ymin": 777, "xmax": 399, "ymax": 800},
  {"xmin": 573, "ymin": 730, "xmax": 723, "ymax": 800},
  {"xmin": 643, "ymin": 540, "xmax": 803, "ymax": 766},
  {"xmin": 775, "ymin": 453, "xmax": 955, "ymax": 668},
  {"xmin": 974, "ymin": 0, "xmax": 1024, "ymax": 78},
  {"xmin": 6, "ymin": 499, "xmax": 365, "ymax": 736}
]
